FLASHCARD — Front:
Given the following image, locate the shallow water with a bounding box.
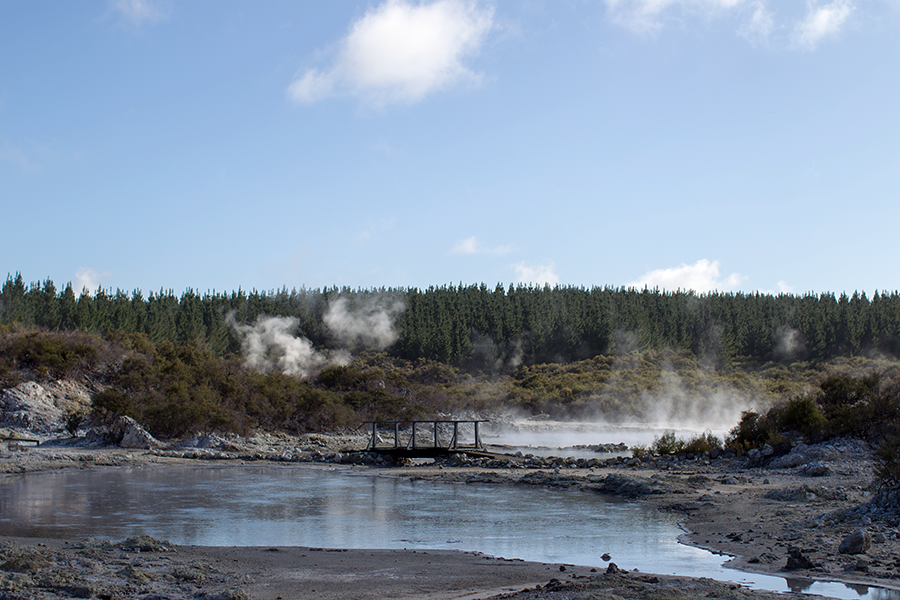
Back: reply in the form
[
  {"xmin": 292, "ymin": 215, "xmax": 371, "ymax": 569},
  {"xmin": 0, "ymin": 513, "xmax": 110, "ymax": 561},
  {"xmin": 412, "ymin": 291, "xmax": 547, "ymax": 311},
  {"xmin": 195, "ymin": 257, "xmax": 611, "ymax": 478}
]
[{"xmin": 0, "ymin": 465, "xmax": 895, "ymax": 599}]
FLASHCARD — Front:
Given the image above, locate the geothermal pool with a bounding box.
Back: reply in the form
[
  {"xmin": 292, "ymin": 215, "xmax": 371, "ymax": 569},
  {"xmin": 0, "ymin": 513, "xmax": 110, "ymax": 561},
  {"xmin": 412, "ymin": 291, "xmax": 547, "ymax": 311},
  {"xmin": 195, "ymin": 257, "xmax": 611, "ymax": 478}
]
[{"xmin": 0, "ymin": 465, "xmax": 895, "ymax": 599}]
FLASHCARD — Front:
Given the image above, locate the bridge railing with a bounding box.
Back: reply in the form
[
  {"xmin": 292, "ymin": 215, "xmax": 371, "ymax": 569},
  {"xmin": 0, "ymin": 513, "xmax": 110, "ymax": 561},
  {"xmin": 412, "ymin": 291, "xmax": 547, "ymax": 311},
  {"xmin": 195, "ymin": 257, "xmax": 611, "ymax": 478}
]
[{"xmin": 364, "ymin": 420, "xmax": 489, "ymax": 452}]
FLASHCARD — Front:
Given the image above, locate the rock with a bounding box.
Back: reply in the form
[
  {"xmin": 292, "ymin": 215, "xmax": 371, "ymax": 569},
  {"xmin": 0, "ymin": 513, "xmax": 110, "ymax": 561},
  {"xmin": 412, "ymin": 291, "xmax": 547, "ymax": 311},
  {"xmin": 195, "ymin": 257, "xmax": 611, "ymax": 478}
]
[
  {"xmin": 601, "ymin": 553, "xmax": 611, "ymax": 561},
  {"xmin": 838, "ymin": 529, "xmax": 871, "ymax": 555},
  {"xmin": 606, "ymin": 562, "xmax": 619, "ymax": 574},
  {"xmin": 598, "ymin": 474, "xmax": 659, "ymax": 498},
  {"xmin": 0, "ymin": 382, "xmax": 61, "ymax": 434},
  {"xmin": 113, "ymin": 416, "xmax": 161, "ymax": 449},
  {"xmin": 0, "ymin": 380, "xmax": 92, "ymax": 436},
  {"xmin": 784, "ymin": 547, "xmax": 816, "ymax": 570},
  {"xmin": 803, "ymin": 461, "xmax": 829, "ymax": 477}
]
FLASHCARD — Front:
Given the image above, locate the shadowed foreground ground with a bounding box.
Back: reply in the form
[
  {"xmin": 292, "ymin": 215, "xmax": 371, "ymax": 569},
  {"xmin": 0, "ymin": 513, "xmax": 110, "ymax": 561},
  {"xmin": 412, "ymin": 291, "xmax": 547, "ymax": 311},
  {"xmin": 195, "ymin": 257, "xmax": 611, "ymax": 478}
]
[{"xmin": 0, "ymin": 536, "xmax": 844, "ymax": 600}]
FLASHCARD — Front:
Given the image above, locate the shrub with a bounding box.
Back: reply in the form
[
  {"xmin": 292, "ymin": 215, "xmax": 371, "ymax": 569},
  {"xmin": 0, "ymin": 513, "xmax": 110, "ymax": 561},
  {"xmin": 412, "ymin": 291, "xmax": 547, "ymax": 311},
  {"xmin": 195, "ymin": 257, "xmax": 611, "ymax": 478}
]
[
  {"xmin": 683, "ymin": 431, "xmax": 722, "ymax": 455},
  {"xmin": 727, "ymin": 410, "xmax": 784, "ymax": 450},
  {"xmin": 2, "ymin": 332, "xmax": 99, "ymax": 378},
  {"xmin": 817, "ymin": 374, "xmax": 880, "ymax": 439},
  {"xmin": 875, "ymin": 433, "xmax": 900, "ymax": 489},
  {"xmin": 64, "ymin": 408, "xmax": 88, "ymax": 437},
  {"xmin": 775, "ymin": 395, "xmax": 827, "ymax": 441},
  {"xmin": 652, "ymin": 431, "xmax": 684, "ymax": 455}
]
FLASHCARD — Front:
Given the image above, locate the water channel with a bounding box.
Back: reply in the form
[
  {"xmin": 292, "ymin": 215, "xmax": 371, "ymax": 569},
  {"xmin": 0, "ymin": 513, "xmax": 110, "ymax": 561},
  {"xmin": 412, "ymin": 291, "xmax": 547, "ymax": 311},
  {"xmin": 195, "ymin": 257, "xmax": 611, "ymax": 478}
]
[{"xmin": 0, "ymin": 464, "xmax": 896, "ymax": 599}]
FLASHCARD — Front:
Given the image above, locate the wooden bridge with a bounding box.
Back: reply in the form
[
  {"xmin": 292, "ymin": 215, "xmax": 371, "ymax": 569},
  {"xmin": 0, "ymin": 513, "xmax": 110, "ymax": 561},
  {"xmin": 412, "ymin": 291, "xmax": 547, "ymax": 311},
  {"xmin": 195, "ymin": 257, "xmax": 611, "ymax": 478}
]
[{"xmin": 364, "ymin": 420, "xmax": 489, "ymax": 459}]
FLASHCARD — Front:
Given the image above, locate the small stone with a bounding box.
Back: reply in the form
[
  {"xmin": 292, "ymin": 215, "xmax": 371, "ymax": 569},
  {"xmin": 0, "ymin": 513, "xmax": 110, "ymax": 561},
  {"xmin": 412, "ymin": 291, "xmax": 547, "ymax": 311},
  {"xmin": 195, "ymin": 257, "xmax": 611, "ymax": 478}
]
[
  {"xmin": 839, "ymin": 529, "xmax": 871, "ymax": 555},
  {"xmin": 804, "ymin": 462, "xmax": 829, "ymax": 476}
]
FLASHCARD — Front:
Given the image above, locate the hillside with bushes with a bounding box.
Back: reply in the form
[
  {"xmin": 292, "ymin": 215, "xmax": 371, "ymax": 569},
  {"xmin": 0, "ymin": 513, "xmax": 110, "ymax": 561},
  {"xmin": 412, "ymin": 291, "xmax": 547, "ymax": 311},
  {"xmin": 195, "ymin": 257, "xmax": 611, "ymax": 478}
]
[{"xmin": 4, "ymin": 272, "xmax": 900, "ymax": 482}]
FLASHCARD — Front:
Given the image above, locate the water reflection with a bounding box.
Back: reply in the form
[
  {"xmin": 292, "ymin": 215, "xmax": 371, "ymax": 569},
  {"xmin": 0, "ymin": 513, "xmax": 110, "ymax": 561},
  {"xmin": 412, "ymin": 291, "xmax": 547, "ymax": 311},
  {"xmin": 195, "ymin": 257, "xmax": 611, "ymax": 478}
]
[{"xmin": 0, "ymin": 465, "xmax": 896, "ymax": 600}]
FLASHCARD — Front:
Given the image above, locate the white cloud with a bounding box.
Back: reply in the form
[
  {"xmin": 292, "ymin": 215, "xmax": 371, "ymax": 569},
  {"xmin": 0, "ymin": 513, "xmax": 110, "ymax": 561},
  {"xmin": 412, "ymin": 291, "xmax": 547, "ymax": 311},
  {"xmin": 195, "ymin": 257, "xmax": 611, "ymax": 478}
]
[
  {"xmin": 452, "ymin": 236, "xmax": 512, "ymax": 255},
  {"xmin": 625, "ymin": 259, "xmax": 743, "ymax": 293},
  {"xmin": 288, "ymin": 0, "xmax": 494, "ymax": 107},
  {"xmin": 513, "ymin": 262, "xmax": 560, "ymax": 287},
  {"xmin": 793, "ymin": 0, "xmax": 854, "ymax": 49},
  {"xmin": 113, "ymin": 0, "xmax": 167, "ymax": 24},
  {"xmin": 75, "ymin": 267, "xmax": 112, "ymax": 296}
]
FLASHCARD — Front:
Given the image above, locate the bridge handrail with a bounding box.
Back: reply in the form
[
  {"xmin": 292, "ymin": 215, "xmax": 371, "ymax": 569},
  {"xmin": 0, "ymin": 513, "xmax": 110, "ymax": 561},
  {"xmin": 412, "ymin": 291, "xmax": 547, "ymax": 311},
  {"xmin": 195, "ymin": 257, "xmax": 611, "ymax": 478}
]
[{"xmin": 363, "ymin": 420, "xmax": 489, "ymax": 451}]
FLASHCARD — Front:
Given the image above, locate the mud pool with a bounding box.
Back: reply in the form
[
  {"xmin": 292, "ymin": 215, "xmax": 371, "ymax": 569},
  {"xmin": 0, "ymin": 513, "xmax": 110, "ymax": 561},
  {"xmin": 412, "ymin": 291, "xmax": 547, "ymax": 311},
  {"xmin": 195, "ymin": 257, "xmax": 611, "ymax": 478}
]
[{"xmin": 0, "ymin": 465, "xmax": 895, "ymax": 599}]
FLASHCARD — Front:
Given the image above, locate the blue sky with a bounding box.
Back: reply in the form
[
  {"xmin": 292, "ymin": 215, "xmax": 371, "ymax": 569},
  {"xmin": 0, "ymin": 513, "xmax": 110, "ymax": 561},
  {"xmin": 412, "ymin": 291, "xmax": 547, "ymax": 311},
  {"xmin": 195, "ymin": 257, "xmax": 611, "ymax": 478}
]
[{"xmin": 2, "ymin": 0, "xmax": 898, "ymax": 297}]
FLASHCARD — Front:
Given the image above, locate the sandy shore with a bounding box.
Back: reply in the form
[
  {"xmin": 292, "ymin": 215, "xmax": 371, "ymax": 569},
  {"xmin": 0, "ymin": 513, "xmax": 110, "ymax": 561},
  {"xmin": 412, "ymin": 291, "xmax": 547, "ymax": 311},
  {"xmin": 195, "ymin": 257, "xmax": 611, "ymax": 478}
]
[{"xmin": 2, "ymin": 439, "xmax": 898, "ymax": 599}]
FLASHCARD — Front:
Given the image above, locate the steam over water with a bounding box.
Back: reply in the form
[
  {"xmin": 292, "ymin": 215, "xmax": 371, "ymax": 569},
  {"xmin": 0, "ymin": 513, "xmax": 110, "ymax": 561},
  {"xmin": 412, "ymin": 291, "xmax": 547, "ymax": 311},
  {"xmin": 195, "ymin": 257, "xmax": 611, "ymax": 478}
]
[{"xmin": 483, "ymin": 419, "xmax": 733, "ymax": 454}]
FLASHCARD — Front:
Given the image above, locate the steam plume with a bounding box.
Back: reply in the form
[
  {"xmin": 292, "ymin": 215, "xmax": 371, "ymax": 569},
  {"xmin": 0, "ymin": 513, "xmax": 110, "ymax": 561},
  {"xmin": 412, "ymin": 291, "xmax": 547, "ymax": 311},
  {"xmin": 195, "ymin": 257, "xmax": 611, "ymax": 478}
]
[
  {"xmin": 228, "ymin": 295, "xmax": 406, "ymax": 379},
  {"xmin": 774, "ymin": 325, "xmax": 804, "ymax": 360},
  {"xmin": 227, "ymin": 313, "xmax": 350, "ymax": 379},
  {"xmin": 323, "ymin": 296, "xmax": 405, "ymax": 351}
]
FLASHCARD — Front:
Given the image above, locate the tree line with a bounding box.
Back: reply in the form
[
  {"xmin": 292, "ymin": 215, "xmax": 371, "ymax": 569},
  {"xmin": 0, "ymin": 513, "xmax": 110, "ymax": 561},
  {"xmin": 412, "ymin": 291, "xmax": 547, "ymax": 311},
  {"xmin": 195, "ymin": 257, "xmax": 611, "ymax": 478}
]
[{"xmin": 2, "ymin": 273, "xmax": 899, "ymax": 368}]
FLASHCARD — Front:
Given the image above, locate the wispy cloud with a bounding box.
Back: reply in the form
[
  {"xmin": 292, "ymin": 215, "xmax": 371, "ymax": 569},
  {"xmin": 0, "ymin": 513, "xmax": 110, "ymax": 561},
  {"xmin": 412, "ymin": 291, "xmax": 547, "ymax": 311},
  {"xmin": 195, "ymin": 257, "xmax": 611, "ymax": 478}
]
[
  {"xmin": 760, "ymin": 280, "xmax": 795, "ymax": 295},
  {"xmin": 626, "ymin": 259, "xmax": 743, "ymax": 293},
  {"xmin": 357, "ymin": 217, "xmax": 397, "ymax": 242},
  {"xmin": 452, "ymin": 236, "xmax": 512, "ymax": 255},
  {"xmin": 75, "ymin": 267, "xmax": 113, "ymax": 296},
  {"xmin": 288, "ymin": 0, "xmax": 494, "ymax": 107},
  {"xmin": 793, "ymin": 0, "xmax": 854, "ymax": 49},
  {"xmin": 0, "ymin": 141, "xmax": 37, "ymax": 172},
  {"xmin": 113, "ymin": 0, "xmax": 167, "ymax": 24},
  {"xmin": 603, "ymin": 0, "xmax": 855, "ymax": 48},
  {"xmin": 513, "ymin": 262, "xmax": 559, "ymax": 287},
  {"xmin": 738, "ymin": 1, "xmax": 775, "ymax": 43},
  {"xmin": 602, "ymin": 0, "xmax": 752, "ymax": 32}
]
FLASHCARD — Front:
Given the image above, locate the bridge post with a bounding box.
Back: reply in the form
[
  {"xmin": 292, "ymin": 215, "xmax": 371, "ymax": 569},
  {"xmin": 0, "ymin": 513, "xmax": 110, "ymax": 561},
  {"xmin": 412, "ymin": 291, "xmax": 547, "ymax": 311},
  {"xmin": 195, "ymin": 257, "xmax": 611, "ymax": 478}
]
[
  {"xmin": 409, "ymin": 422, "xmax": 417, "ymax": 449},
  {"xmin": 450, "ymin": 422, "xmax": 459, "ymax": 450}
]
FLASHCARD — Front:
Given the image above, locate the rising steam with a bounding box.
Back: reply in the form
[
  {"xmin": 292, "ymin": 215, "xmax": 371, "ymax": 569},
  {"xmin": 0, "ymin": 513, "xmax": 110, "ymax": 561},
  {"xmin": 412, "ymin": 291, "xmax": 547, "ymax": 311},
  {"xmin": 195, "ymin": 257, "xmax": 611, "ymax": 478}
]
[
  {"xmin": 227, "ymin": 295, "xmax": 406, "ymax": 379},
  {"xmin": 323, "ymin": 296, "xmax": 405, "ymax": 351},
  {"xmin": 227, "ymin": 314, "xmax": 351, "ymax": 379},
  {"xmin": 637, "ymin": 365, "xmax": 760, "ymax": 432}
]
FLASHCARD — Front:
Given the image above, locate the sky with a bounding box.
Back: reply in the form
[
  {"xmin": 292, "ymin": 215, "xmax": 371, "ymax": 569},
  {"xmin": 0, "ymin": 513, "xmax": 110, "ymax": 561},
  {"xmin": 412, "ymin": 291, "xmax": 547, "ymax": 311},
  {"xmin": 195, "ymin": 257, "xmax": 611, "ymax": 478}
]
[{"xmin": 1, "ymin": 0, "xmax": 898, "ymax": 298}]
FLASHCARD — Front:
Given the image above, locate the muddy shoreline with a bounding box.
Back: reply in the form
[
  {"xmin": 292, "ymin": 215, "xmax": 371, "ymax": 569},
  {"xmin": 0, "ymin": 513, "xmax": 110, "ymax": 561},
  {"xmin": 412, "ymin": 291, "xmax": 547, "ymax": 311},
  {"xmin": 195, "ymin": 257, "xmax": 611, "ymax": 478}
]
[{"xmin": 2, "ymin": 439, "xmax": 898, "ymax": 599}]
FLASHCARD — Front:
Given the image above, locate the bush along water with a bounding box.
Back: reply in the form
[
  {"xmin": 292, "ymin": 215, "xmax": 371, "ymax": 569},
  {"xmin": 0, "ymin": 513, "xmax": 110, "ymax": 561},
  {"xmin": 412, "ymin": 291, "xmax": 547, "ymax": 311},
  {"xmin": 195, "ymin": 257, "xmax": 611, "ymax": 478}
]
[{"xmin": 725, "ymin": 371, "xmax": 900, "ymax": 489}]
